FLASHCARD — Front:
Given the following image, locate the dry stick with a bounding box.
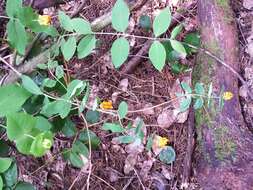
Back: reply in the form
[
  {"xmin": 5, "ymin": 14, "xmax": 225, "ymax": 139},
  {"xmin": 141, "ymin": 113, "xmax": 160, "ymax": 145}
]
[{"xmin": 181, "ymin": 106, "xmax": 195, "ymax": 189}]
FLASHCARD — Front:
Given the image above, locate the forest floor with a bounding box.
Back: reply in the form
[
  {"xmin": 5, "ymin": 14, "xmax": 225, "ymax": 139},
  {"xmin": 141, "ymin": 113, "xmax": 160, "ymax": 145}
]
[{"xmin": 0, "ymin": 0, "xmax": 253, "ymax": 189}]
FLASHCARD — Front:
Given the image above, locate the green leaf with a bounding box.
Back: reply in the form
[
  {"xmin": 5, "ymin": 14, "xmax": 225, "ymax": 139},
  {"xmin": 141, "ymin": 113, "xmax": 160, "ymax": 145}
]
[
  {"xmin": 149, "ymin": 41, "xmax": 166, "ymax": 71},
  {"xmin": 159, "ymin": 146, "xmax": 176, "ymax": 164},
  {"xmin": 194, "ymin": 98, "xmax": 204, "ymax": 110},
  {"xmin": 6, "ymin": 113, "xmax": 37, "ymax": 141},
  {"xmin": 170, "ymin": 40, "xmax": 187, "ymax": 58},
  {"xmin": 153, "ymin": 8, "xmax": 171, "ymax": 37},
  {"xmin": 118, "ymin": 101, "xmax": 128, "ymax": 119},
  {"xmin": 71, "ymin": 18, "xmax": 92, "ymax": 35},
  {"xmin": 61, "ymin": 37, "xmax": 76, "ymax": 61},
  {"xmin": 0, "ymin": 140, "xmax": 10, "ymax": 157},
  {"xmin": 79, "ymin": 130, "xmax": 101, "ymax": 149},
  {"xmin": 7, "ymin": 19, "xmax": 28, "ymax": 55},
  {"xmin": 30, "ymin": 131, "xmax": 53, "ymax": 157},
  {"xmin": 111, "ymin": 0, "xmax": 130, "ymax": 32},
  {"xmin": 62, "ymin": 119, "xmax": 76, "ymax": 137},
  {"xmin": 15, "ymin": 182, "xmax": 36, "ymax": 190},
  {"xmin": 21, "ymin": 75, "xmax": 43, "ymax": 95},
  {"xmin": 139, "ymin": 15, "xmax": 151, "ymax": 30},
  {"xmin": 35, "ymin": 116, "xmax": 52, "ymax": 132},
  {"xmin": 111, "ymin": 37, "xmax": 129, "ymax": 68},
  {"xmin": 66, "ymin": 80, "xmax": 86, "ymax": 99},
  {"xmin": 170, "ymin": 24, "xmax": 183, "ymax": 39},
  {"xmin": 102, "ymin": 123, "xmax": 124, "ymax": 133},
  {"xmin": 6, "ymin": 0, "xmax": 22, "ymax": 17},
  {"xmin": 195, "ymin": 82, "xmax": 205, "ymax": 95},
  {"xmin": 69, "ymin": 152, "xmax": 86, "ymax": 168},
  {"xmin": 179, "ymin": 97, "xmax": 191, "ymax": 112},
  {"xmin": 181, "ymin": 82, "xmax": 192, "ymax": 94},
  {"xmin": 146, "ymin": 135, "xmax": 154, "ymax": 151},
  {"xmin": 114, "ymin": 135, "xmax": 135, "ymax": 144},
  {"xmin": 0, "ymin": 158, "xmax": 12, "ymax": 173},
  {"xmin": 77, "ymin": 35, "xmax": 96, "ymax": 59},
  {"xmin": 0, "ymin": 176, "xmax": 2, "ymax": 190},
  {"xmin": 184, "ymin": 32, "xmax": 200, "ymax": 54},
  {"xmin": 58, "ymin": 11, "xmax": 73, "ymax": 32},
  {"xmin": 2, "ymin": 162, "xmax": 18, "ymax": 187},
  {"xmin": 42, "ymin": 78, "xmax": 57, "ymax": 88},
  {"xmin": 0, "ymin": 84, "xmax": 31, "ymax": 117},
  {"xmin": 85, "ymin": 110, "xmax": 100, "ymax": 124},
  {"xmin": 41, "ymin": 99, "xmax": 71, "ymax": 119},
  {"xmin": 55, "ymin": 65, "xmax": 64, "ymax": 79},
  {"xmin": 72, "ymin": 140, "xmax": 88, "ymax": 157}
]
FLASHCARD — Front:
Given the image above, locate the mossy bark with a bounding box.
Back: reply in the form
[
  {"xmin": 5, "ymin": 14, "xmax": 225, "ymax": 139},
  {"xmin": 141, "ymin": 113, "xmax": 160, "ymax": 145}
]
[{"xmin": 194, "ymin": 0, "xmax": 253, "ymax": 189}]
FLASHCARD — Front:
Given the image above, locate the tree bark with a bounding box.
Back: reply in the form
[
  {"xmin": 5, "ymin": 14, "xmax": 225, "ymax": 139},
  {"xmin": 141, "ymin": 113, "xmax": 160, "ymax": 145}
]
[{"xmin": 194, "ymin": 0, "xmax": 253, "ymax": 189}]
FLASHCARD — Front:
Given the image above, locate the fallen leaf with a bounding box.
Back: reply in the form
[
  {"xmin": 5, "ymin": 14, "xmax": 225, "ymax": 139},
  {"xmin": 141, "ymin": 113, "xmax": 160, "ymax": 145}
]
[
  {"xmin": 243, "ymin": 0, "xmax": 253, "ymax": 9},
  {"xmin": 157, "ymin": 109, "xmax": 176, "ymax": 129}
]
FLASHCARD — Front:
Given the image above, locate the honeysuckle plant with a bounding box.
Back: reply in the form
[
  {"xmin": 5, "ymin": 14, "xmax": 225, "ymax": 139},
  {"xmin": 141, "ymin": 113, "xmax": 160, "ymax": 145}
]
[{"xmin": 0, "ymin": 2, "xmax": 217, "ymax": 187}]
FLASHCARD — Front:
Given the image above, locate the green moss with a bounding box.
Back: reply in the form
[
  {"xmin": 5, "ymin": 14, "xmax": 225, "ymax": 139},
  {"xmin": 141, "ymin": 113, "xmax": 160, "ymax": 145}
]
[
  {"xmin": 214, "ymin": 127, "xmax": 236, "ymax": 161},
  {"xmin": 215, "ymin": 0, "xmax": 233, "ymax": 24}
]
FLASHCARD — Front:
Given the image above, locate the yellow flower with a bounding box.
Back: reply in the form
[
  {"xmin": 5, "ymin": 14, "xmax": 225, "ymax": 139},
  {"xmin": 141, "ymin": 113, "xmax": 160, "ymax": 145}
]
[
  {"xmin": 222, "ymin": 91, "xmax": 233, "ymax": 101},
  {"xmin": 100, "ymin": 101, "xmax": 113, "ymax": 110},
  {"xmin": 158, "ymin": 137, "xmax": 169, "ymax": 148},
  {"xmin": 38, "ymin": 15, "xmax": 51, "ymax": 26}
]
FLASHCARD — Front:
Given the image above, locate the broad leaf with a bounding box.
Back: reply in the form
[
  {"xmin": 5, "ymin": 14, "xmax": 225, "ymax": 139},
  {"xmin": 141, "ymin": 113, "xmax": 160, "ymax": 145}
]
[
  {"xmin": 61, "ymin": 36, "xmax": 76, "ymax": 61},
  {"xmin": 72, "ymin": 140, "xmax": 89, "ymax": 157},
  {"xmin": 21, "ymin": 75, "xmax": 43, "ymax": 95},
  {"xmin": 6, "ymin": 113, "xmax": 37, "ymax": 141},
  {"xmin": 0, "ymin": 157, "xmax": 12, "ymax": 173},
  {"xmin": 41, "ymin": 99, "xmax": 71, "ymax": 119},
  {"xmin": 15, "ymin": 182, "xmax": 36, "ymax": 190},
  {"xmin": 58, "ymin": 11, "xmax": 73, "ymax": 32},
  {"xmin": 139, "ymin": 15, "xmax": 151, "ymax": 30},
  {"xmin": 66, "ymin": 80, "xmax": 86, "ymax": 99},
  {"xmin": 159, "ymin": 146, "xmax": 176, "ymax": 164},
  {"xmin": 2, "ymin": 162, "xmax": 18, "ymax": 187},
  {"xmin": 111, "ymin": 37, "xmax": 129, "ymax": 68},
  {"xmin": 79, "ymin": 130, "xmax": 101, "ymax": 149},
  {"xmin": 42, "ymin": 78, "xmax": 57, "ymax": 88},
  {"xmin": 35, "ymin": 116, "xmax": 52, "ymax": 131},
  {"xmin": 195, "ymin": 82, "xmax": 205, "ymax": 95},
  {"xmin": 71, "ymin": 18, "xmax": 92, "ymax": 35},
  {"xmin": 55, "ymin": 65, "xmax": 64, "ymax": 79},
  {"xmin": 0, "ymin": 84, "xmax": 31, "ymax": 117},
  {"xmin": 149, "ymin": 41, "xmax": 166, "ymax": 71},
  {"xmin": 6, "ymin": 0, "xmax": 22, "ymax": 17},
  {"xmin": 62, "ymin": 119, "xmax": 76, "ymax": 137},
  {"xmin": 118, "ymin": 101, "xmax": 128, "ymax": 119},
  {"xmin": 194, "ymin": 98, "xmax": 204, "ymax": 110},
  {"xmin": 85, "ymin": 110, "xmax": 100, "ymax": 124},
  {"xmin": 7, "ymin": 19, "xmax": 28, "ymax": 55},
  {"xmin": 77, "ymin": 35, "xmax": 96, "ymax": 59},
  {"xmin": 69, "ymin": 152, "xmax": 86, "ymax": 168},
  {"xmin": 170, "ymin": 40, "xmax": 187, "ymax": 58},
  {"xmin": 102, "ymin": 123, "xmax": 124, "ymax": 133},
  {"xmin": 170, "ymin": 24, "xmax": 183, "ymax": 39},
  {"xmin": 111, "ymin": 0, "xmax": 130, "ymax": 32},
  {"xmin": 153, "ymin": 8, "xmax": 171, "ymax": 37},
  {"xmin": 181, "ymin": 82, "xmax": 192, "ymax": 94},
  {"xmin": 0, "ymin": 140, "xmax": 10, "ymax": 157},
  {"xmin": 179, "ymin": 97, "xmax": 191, "ymax": 112}
]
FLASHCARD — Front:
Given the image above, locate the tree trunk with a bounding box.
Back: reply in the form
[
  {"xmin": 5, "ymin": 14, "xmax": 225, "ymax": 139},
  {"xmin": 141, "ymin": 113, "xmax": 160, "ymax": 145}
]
[{"xmin": 194, "ymin": 0, "xmax": 253, "ymax": 189}]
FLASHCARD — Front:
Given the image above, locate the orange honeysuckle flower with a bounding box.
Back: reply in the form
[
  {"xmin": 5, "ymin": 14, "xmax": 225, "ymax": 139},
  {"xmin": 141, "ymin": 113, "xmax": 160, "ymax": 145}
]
[
  {"xmin": 158, "ymin": 137, "xmax": 169, "ymax": 148},
  {"xmin": 38, "ymin": 15, "xmax": 52, "ymax": 26},
  {"xmin": 100, "ymin": 101, "xmax": 113, "ymax": 110},
  {"xmin": 222, "ymin": 91, "xmax": 233, "ymax": 101}
]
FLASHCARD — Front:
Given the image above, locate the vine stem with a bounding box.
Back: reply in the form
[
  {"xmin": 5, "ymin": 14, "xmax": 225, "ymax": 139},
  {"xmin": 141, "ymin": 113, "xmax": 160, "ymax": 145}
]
[{"xmin": 0, "ymin": 56, "xmax": 22, "ymax": 77}]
